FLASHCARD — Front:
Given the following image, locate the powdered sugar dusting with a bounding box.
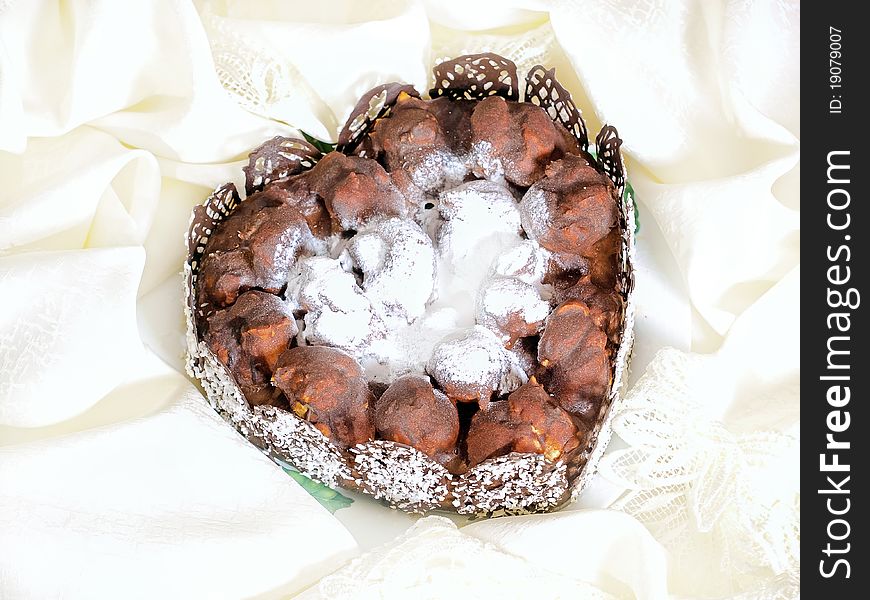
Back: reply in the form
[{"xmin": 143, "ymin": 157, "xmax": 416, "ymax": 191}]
[
  {"xmin": 476, "ymin": 277, "xmax": 550, "ymax": 343},
  {"xmin": 186, "ymin": 59, "xmax": 636, "ymax": 516},
  {"xmin": 518, "ymin": 185, "xmax": 552, "ymax": 245},
  {"xmin": 430, "ymin": 180, "xmax": 532, "ymax": 341},
  {"xmin": 407, "ymin": 150, "xmax": 469, "ymax": 192},
  {"xmin": 287, "ymin": 256, "xmax": 386, "ymax": 352},
  {"xmin": 492, "ymin": 239, "xmax": 549, "ymax": 284},
  {"xmin": 469, "ymin": 140, "xmax": 505, "ymax": 183},
  {"xmin": 426, "ymin": 325, "xmax": 522, "ymax": 400},
  {"xmin": 437, "ymin": 180, "xmax": 521, "ymax": 262},
  {"xmin": 284, "ymin": 178, "xmax": 551, "ymax": 388},
  {"xmin": 347, "ymin": 218, "xmax": 436, "ymax": 322}
]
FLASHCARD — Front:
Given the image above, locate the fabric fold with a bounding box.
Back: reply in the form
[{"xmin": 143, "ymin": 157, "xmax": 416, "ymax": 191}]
[{"xmin": 0, "ymin": 354, "xmax": 359, "ymax": 599}]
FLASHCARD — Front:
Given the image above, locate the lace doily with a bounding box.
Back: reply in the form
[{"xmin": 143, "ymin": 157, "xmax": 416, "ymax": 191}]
[
  {"xmin": 297, "ymin": 516, "xmax": 617, "ymax": 600},
  {"xmin": 600, "ymin": 348, "xmax": 799, "ymax": 599},
  {"xmin": 430, "ymin": 21, "xmax": 561, "ymax": 90},
  {"xmin": 200, "ymin": 10, "xmax": 339, "ymax": 135}
]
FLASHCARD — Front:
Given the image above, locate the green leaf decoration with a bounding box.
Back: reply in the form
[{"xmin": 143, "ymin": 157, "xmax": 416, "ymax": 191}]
[
  {"xmin": 300, "ymin": 131, "xmax": 337, "ymax": 155},
  {"xmin": 624, "ymin": 180, "xmax": 640, "ymax": 234},
  {"xmin": 283, "ymin": 468, "xmax": 353, "ymax": 513}
]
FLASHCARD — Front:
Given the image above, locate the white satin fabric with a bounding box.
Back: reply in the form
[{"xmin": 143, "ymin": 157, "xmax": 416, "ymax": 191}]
[{"xmin": 0, "ymin": 0, "xmax": 799, "ymax": 598}]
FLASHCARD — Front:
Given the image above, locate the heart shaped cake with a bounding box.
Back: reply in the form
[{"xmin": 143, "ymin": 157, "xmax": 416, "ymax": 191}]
[{"xmin": 185, "ymin": 54, "xmax": 636, "ymax": 514}]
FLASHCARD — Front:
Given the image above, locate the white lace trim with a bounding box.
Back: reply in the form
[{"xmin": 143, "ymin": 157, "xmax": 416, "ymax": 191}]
[
  {"xmin": 600, "ymin": 348, "xmax": 799, "ymax": 599},
  {"xmin": 200, "ymin": 10, "xmax": 338, "ymax": 134},
  {"xmin": 297, "ymin": 516, "xmax": 617, "ymax": 599}
]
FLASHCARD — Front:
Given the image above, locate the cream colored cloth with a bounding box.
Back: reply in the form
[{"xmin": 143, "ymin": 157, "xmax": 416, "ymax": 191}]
[
  {"xmin": 0, "ymin": 354, "xmax": 358, "ymax": 599},
  {"xmin": 0, "ymin": 0, "xmax": 799, "ymax": 598},
  {"xmin": 1, "ymin": 2, "xmax": 357, "ymax": 598},
  {"xmin": 298, "ymin": 514, "xmax": 667, "ymax": 599}
]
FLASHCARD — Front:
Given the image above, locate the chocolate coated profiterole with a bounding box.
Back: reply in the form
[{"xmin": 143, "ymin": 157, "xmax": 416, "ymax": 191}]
[
  {"xmin": 374, "ymin": 375, "xmax": 460, "ymax": 464},
  {"xmin": 273, "ymin": 346, "xmax": 375, "ymax": 449},
  {"xmin": 551, "ymin": 273, "xmax": 623, "ymax": 343},
  {"xmin": 197, "ymin": 188, "xmax": 312, "ymax": 310},
  {"xmin": 521, "ymin": 154, "xmax": 619, "ymax": 259},
  {"xmin": 189, "ymin": 54, "xmax": 631, "ymax": 512},
  {"xmin": 205, "ymin": 290, "xmax": 298, "ymax": 407},
  {"xmin": 293, "ymin": 152, "xmax": 406, "ymax": 232},
  {"xmin": 466, "ymin": 381, "xmax": 580, "ymax": 467},
  {"xmin": 470, "ymin": 95, "xmax": 579, "ymax": 187},
  {"xmin": 537, "ymin": 300, "xmax": 611, "ymax": 422}
]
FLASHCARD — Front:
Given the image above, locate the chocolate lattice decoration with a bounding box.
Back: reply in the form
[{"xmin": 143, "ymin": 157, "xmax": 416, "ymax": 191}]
[
  {"xmin": 595, "ymin": 125, "xmax": 626, "ymax": 197},
  {"xmin": 243, "ymin": 136, "xmax": 322, "ymax": 196},
  {"xmin": 429, "ymin": 53, "xmax": 520, "ymax": 101},
  {"xmin": 186, "ymin": 53, "xmax": 636, "ymax": 516},
  {"xmin": 337, "ymin": 83, "xmax": 420, "ymax": 154},
  {"xmin": 525, "ymin": 65, "xmax": 589, "ymax": 151},
  {"xmin": 186, "ymin": 182, "xmax": 241, "ymax": 321}
]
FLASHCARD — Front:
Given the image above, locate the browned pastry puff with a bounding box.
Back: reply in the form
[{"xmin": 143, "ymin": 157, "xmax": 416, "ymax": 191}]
[
  {"xmin": 272, "ymin": 180, "xmax": 333, "ymax": 238},
  {"xmin": 273, "ymin": 346, "xmax": 375, "ymax": 448},
  {"xmin": 506, "ymin": 381, "xmax": 582, "ymax": 460},
  {"xmin": 537, "ymin": 300, "xmax": 611, "ymax": 422},
  {"xmin": 466, "ymin": 381, "xmax": 580, "ymax": 467},
  {"xmin": 509, "ymin": 336, "xmax": 539, "ymax": 374},
  {"xmin": 470, "ymin": 96, "xmax": 579, "ymax": 187},
  {"xmin": 464, "ymin": 401, "xmax": 516, "ymax": 468},
  {"xmin": 477, "ymin": 278, "xmax": 548, "ymax": 347},
  {"xmin": 205, "ymin": 290, "xmax": 297, "ymax": 407},
  {"xmin": 365, "ymin": 95, "xmax": 475, "ymax": 205},
  {"xmin": 374, "ymin": 375, "xmax": 460, "ymax": 463},
  {"xmin": 197, "ymin": 249, "xmax": 257, "ymax": 313},
  {"xmin": 427, "ymin": 97, "xmax": 476, "ymax": 154},
  {"xmin": 295, "ymin": 151, "xmax": 406, "ymax": 231},
  {"xmin": 197, "ymin": 189, "xmax": 312, "ymax": 309},
  {"xmin": 521, "ymin": 154, "xmax": 619, "ymax": 259},
  {"xmin": 368, "ymin": 94, "xmax": 449, "ymax": 170},
  {"xmin": 581, "ymin": 227, "xmax": 622, "ymax": 289},
  {"xmin": 551, "ymin": 274, "xmax": 623, "ymax": 343}
]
